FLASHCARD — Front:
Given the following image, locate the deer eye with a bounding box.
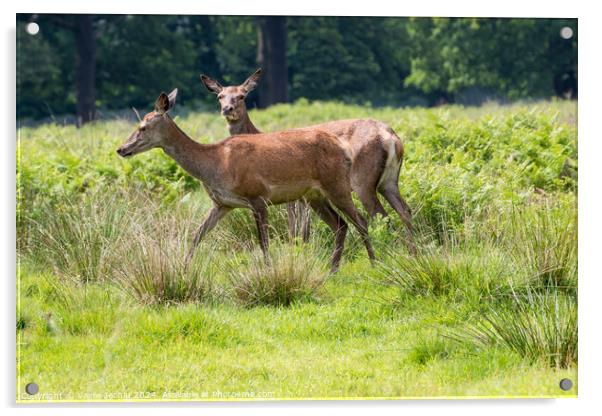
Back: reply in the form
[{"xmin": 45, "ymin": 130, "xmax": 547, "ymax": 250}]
[
  {"xmin": 217, "ymin": 94, "xmax": 224, "ymax": 99},
  {"xmin": 237, "ymin": 95, "xmax": 245, "ymax": 100}
]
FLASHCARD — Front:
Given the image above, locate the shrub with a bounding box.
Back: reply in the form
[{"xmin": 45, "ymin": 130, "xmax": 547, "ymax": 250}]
[{"xmin": 227, "ymin": 245, "xmax": 328, "ymax": 307}]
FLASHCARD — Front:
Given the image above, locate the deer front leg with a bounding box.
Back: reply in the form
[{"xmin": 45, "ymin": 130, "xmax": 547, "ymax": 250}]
[
  {"xmin": 250, "ymin": 199, "xmax": 270, "ymax": 265},
  {"xmin": 185, "ymin": 204, "xmax": 231, "ymax": 264}
]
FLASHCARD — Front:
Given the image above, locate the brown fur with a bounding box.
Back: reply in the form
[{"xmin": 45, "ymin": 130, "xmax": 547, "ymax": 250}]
[{"xmin": 117, "ymin": 90, "xmax": 375, "ymax": 272}]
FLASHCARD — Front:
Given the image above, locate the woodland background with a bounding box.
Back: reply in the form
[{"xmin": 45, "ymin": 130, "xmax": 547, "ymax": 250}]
[{"xmin": 17, "ymin": 15, "xmax": 577, "ymax": 123}]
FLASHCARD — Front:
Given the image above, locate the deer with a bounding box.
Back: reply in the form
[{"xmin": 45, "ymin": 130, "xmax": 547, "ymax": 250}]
[
  {"xmin": 116, "ymin": 89, "xmax": 375, "ymax": 273},
  {"xmin": 200, "ymin": 69, "xmax": 416, "ymax": 254}
]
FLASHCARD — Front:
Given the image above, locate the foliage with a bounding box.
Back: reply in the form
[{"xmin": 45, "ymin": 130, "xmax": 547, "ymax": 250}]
[
  {"xmin": 404, "ymin": 18, "xmax": 577, "ymax": 102},
  {"xmin": 17, "ymin": 16, "xmax": 577, "ymax": 120}
]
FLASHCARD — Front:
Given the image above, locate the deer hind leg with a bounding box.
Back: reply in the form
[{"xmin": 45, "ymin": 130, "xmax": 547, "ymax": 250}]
[
  {"xmin": 350, "ymin": 146, "xmax": 388, "ymax": 219},
  {"xmin": 326, "ymin": 191, "xmax": 376, "ymax": 264},
  {"xmin": 297, "ymin": 199, "xmax": 311, "ymax": 243},
  {"xmin": 186, "ymin": 204, "xmax": 231, "ymax": 264},
  {"xmin": 250, "ymin": 198, "xmax": 271, "ymax": 265},
  {"xmin": 307, "ymin": 197, "xmax": 348, "ymax": 273},
  {"xmin": 355, "ymin": 186, "xmax": 387, "ymax": 219},
  {"xmin": 287, "ymin": 200, "xmax": 311, "ymax": 243},
  {"xmin": 286, "ymin": 202, "xmax": 298, "ymax": 242},
  {"xmin": 379, "ymin": 185, "xmax": 416, "ymax": 255}
]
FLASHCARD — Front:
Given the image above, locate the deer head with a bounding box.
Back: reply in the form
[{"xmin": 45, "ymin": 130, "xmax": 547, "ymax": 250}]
[
  {"xmin": 117, "ymin": 89, "xmax": 178, "ymax": 157},
  {"xmin": 200, "ymin": 69, "xmax": 262, "ymax": 121}
]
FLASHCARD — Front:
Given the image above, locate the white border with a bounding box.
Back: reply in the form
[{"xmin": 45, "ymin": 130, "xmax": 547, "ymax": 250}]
[{"xmin": 3, "ymin": 1, "xmax": 601, "ymax": 415}]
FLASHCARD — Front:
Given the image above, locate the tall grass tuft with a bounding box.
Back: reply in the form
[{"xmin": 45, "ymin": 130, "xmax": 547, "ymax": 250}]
[
  {"xmin": 113, "ymin": 219, "xmax": 219, "ymax": 306},
  {"xmin": 375, "ymin": 245, "xmax": 505, "ymax": 301},
  {"xmin": 29, "ymin": 190, "xmax": 132, "ymax": 283},
  {"xmin": 505, "ymin": 198, "xmax": 577, "ymax": 291},
  {"xmin": 456, "ymin": 289, "xmax": 577, "ymax": 369},
  {"xmin": 227, "ymin": 245, "xmax": 328, "ymax": 307}
]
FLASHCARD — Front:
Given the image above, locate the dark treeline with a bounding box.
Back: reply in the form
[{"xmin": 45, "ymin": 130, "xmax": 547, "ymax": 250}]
[{"xmin": 17, "ymin": 15, "xmax": 577, "ymax": 123}]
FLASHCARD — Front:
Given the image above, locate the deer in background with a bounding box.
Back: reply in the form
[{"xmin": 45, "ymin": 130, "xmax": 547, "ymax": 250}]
[
  {"xmin": 117, "ymin": 89, "xmax": 375, "ymax": 273},
  {"xmin": 200, "ymin": 70, "xmax": 310, "ymax": 242},
  {"xmin": 201, "ymin": 69, "xmax": 416, "ymax": 254}
]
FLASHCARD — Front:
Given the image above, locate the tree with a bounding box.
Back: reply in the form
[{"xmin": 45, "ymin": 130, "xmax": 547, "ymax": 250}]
[
  {"xmin": 26, "ymin": 14, "xmax": 98, "ymax": 124},
  {"xmin": 16, "ymin": 15, "xmax": 578, "ymax": 121},
  {"xmin": 404, "ymin": 17, "xmax": 578, "ymax": 104},
  {"xmin": 256, "ymin": 16, "xmax": 288, "ymax": 107},
  {"xmin": 96, "ymin": 15, "xmax": 197, "ymax": 110},
  {"xmin": 16, "ymin": 21, "xmax": 64, "ymax": 120},
  {"xmin": 74, "ymin": 15, "xmax": 97, "ymax": 124}
]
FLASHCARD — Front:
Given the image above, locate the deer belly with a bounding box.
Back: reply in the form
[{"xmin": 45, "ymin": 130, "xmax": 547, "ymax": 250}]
[{"xmin": 265, "ymin": 182, "xmax": 316, "ymax": 204}]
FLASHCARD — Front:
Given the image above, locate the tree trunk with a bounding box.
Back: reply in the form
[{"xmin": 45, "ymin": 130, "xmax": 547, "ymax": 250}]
[
  {"xmin": 75, "ymin": 15, "xmax": 96, "ymax": 125},
  {"xmin": 256, "ymin": 16, "xmax": 288, "ymax": 108}
]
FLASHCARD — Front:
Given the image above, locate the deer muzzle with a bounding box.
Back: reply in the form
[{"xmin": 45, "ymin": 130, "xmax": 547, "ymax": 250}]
[{"xmin": 116, "ymin": 147, "xmax": 133, "ymax": 157}]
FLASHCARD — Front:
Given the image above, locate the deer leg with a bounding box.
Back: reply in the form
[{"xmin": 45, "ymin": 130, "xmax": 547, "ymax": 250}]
[
  {"xmin": 286, "ymin": 202, "xmax": 298, "ymax": 242},
  {"xmin": 327, "ymin": 193, "xmax": 376, "ymax": 264},
  {"xmin": 355, "ymin": 187, "xmax": 388, "ymax": 219},
  {"xmin": 350, "ymin": 149, "xmax": 388, "ymax": 219},
  {"xmin": 250, "ymin": 199, "xmax": 271, "ymax": 265},
  {"xmin": 298, "ymin": 199, "xmax": 312, "ymax": 243},
  {"xmin": 307, "ymin": 197, "xmax": 348, "ymax": 273},
  {"xmin": 186, "ymin": 204, "xmax": 231, "ymax": 264},
  {"xmin": 379, "ymin": 186, "xmax": 416, "ymax": 255}
]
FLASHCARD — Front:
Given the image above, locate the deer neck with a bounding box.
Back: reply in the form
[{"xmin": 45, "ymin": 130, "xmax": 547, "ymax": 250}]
[
  {"xmin": 227, "ymin": 112, "xmax": 260, "ymax": 135},
  {"xmin": 160, "ymin": 119, "xmax": 217, "ymax": 185}
]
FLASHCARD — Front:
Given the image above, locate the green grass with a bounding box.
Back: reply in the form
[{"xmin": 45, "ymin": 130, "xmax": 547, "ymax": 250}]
[
  {"xmin": 226, "ymin": 244, "xmax": 329, "ymax": 307},
  {"xmin": 456, "ymin": 289, "xmax": 577, "ymax": 370},
  {"xmin": 17, "ymin": 99, "xmax": 577, "ymax": 401}
]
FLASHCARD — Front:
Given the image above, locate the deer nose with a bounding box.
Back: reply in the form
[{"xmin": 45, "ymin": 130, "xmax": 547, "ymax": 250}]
[
  {"xmin": 116, "ymin": 147, "xmax": 132, "ymax": 157},
  {"xmin": 223, "ymin": 106, "xmax": 234, "ymax": 114}
]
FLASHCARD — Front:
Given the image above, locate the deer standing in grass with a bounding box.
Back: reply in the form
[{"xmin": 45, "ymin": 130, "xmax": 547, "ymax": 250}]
[
  {"xmin": 201, "ymin": 69, "xmax": 416, "ymax": 254},
  {"xmin": 117, "ymin": 89, "xmax": 375, "ymax": 272}
]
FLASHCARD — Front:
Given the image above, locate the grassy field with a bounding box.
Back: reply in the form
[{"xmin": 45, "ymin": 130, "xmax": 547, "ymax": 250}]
[{"xmin": 17, "ymin": 100, "xmax": 577, "ymax": 401}]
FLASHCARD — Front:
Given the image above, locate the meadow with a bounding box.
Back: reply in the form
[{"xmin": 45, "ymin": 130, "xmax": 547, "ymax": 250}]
[{"xmin": 16, "ymin": 99, "xmax": 577, "ymax": 401}]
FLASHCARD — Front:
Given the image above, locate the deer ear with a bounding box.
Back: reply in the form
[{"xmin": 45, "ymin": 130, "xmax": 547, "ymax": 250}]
[
  {"xmin": 154, "ymin": 92, "xmax": 170, "ymax": 114},
  {"xmin": 167, "ymin": 88, "xmax": 178, "ymax": 109},
  {"xmin": 200, "ymin": 74, "xmax": 223, "ymax": 94},
  {"xmin": 241, "ymin": 68, "xmax": 262, "ymax": 94}
]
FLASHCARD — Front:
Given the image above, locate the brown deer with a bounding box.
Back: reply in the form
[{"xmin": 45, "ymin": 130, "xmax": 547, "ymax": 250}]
[
  {"xmin": 117, "ymin": 89, "xmax": 375, "ymax": 273},
  {"xmin": 201, "ymin": 69, "xmax": 416, "ymax": 254}
]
